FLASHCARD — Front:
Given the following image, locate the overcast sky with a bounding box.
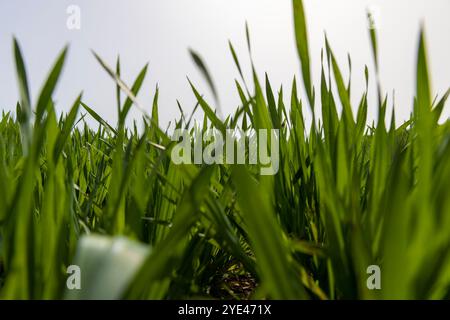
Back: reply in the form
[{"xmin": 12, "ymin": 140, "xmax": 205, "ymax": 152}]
[{"xmin": 0, "ymin": 0, "xmax": 449, "ymax": 128}]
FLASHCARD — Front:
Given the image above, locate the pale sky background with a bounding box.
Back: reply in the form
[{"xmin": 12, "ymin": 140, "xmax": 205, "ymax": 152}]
[{"xmin": 0, "ymin": 0, "xmax": 449, "ymax": 129}]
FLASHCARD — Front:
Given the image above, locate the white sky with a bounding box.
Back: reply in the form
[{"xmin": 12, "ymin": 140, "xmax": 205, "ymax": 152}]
[{"xmin": 0, "ymin": 0, "xmax": 449, "ymax": 128}]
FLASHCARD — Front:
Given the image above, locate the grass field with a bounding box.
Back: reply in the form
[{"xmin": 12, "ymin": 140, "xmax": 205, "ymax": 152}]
[{"xmin": 0, "ymin": 0, "xmax": 449, "ymax": 299}]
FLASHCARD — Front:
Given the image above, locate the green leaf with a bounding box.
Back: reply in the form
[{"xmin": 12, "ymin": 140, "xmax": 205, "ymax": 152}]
[
  {"xmin": 53, "ymin": 93, "xmax": 82, "ymax": 162},
  {"xmin": 292, "ymin": 0, "xmax": 313, "ymax": 107},
  {"xmin": 232, "ymin": 166, "xmax": 307, "ymax": 299},
  {"xmin": 121, "ymin": 64, "xmax": 148, "ymax": 125},
  {"xmin": 188, "ymin": 78, "xmax": 226, "ymax": 134},
  {"xmin": 80, "ymin": 101, "xmax": 117, "ymax": 134},
  {"xmin": 35, "ymin": 46, "xmax": 68, "ymax": 122},
  {"xmin": 13, "ymin": 38, "xmax": 32, "ymax": 153}
]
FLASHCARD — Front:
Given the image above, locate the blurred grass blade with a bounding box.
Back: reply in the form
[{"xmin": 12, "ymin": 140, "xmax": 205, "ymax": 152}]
[
  {"xmin": 292, "ymin": 0, "xmax": 313, "ymax": 107},
  {"xmin": 189, "ymin": 49, "xmax": 219, "ymax": 107},
  {"xmin": 35, "ymin": 46, "xmax": 68, "ymax": 121},
  {"xmin": 13, "ymin": 38, "xmax": 32, "ymax": 153}
]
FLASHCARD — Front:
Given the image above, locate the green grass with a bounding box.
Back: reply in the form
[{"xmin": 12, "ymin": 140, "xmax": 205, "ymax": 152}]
[{"xmin": 0, "ymin": 0, "xmax": 449, "ymax": 299}]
